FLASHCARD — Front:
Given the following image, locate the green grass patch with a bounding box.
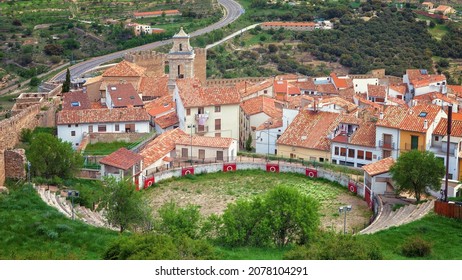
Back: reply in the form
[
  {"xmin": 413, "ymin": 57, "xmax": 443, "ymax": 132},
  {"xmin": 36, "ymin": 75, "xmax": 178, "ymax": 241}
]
[
  {"xmin": 83, "ymin": 141, "xmax": 134, "ymax": 156},
  {"xmin": 429, "ymin": 24, "xmax": 449, "ymax": 41},
  {"xmin": 0, "ymin": 181, "xmax": 119, "ymax": 260},
  {"xmin": 62, "ymin": 178, "xmax": 105, "ymax": 210},
  {"xmin": 215, "ymin": 246, "xmax": 290, "ymax": 260},
  {"xmin": 359, "ymin": 213, "xmax": 462, "ymax": 259}
]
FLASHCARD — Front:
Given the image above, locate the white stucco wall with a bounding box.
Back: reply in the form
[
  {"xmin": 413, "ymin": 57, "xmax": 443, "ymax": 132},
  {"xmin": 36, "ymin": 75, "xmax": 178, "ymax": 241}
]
[
  {"xmin": 331, "ymin": 143, "xmax": 379, "ymax": 168},
  {"xmin": 352, "ymin": 78, "xmax": 379, "ymax": 94},
  {"xmin": 375, "ymin": 126, "xmax": 400, "ymax": 159}
]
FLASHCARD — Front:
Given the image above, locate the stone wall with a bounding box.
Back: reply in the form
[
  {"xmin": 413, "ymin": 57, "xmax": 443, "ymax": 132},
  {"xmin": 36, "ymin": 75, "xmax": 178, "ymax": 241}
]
[
  {"xmin": 0, "ymin": 104, "xmax": 40, "ymax": 151},
  {"xmin": 0, "ymin": 150, "xmax": 4, "ymax": 186},
  {"xmin": 4, "ymin": 149, "xmax": 26, "ymax": 180},
  {"xmin": 89, "ymin": 132, "xmax": 149, "ymax": 144},
  {"xmin": 124, "ymin": 51, "xmax": 166, "ymax": 77},
  {"xmin": 194, "ymin": 48, "xmax": 207, "ymax": 84},
  {"xmin": 206, "ymin": 77, "xmax": 268, "ymax": 87}
]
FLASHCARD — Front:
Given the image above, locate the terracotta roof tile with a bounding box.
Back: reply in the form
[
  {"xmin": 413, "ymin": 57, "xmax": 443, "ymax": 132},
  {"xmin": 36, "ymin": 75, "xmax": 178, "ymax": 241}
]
[
  {"xmin": 319, "ymin": 96, "xmax": 358, "ymax": 113},
  {"xmin": 277, "ymin": 111, "xmax": 340, "ymax": 151},
  {"xmin": 138, "ymin": 76, "xmax": 169, "ymax": 98},
  {"xmin": 414, "ymin": 92, "xmax": 456, "ymax": 105},
  {"xmin": 363, "ymin": 157, "xmax": 394, "ymax": 176},
  {"xmin": 100, "ymin": 148, "xmax": 143, "ymax": 170},
  {"xmin": 406, "ymin": 69, "xmax": 446, "ymax": 88},
  {"xmin": 139, "ymin": 128, "xmax": 187, "ymax": 167},
  {"xmin": 175, "ymin": 135, "xmax": 235, "ymax": 148},
  {"xmin": 433, "ymin": 118, "xmax": 462, "ymax": 137},
  {"xmin": 57, "ymin": 107, "xmax": 150, "ymax": 125},
  {"xmin": 107, "ymin": 83, "xmax": 144, "ymax": 108},
  {"xmin": 103, "ymin": 60, "xmax": 146, "ymax": 77},
  {"xmin": 62, "ymin": 90, "xmax": 91, "ymax": 110},
  {"xmin": 240, "ymin": 96, "xmax": 282, "ymax": 118},
  {"xmin": 367, "ymin": 84, "xmax": 387, "ymax": 98},
  {"xmin": 332, "ymin": 121, "xmax": 376, "ymax": 148},
  {"xmin": 154, "ymin": 111, "xmax": 179, "ymax": 129},
  {"xmin": 315, "ymin": 83, "xmax": 338, "ymax": 95},
  {"xmin": 255, "ymin": 117, "xmax": 283, "ymax": 130},
  {"xmin": 338, "ymin": 88, "xmax": 355, "ymax": 103},
  {"xmin": 83, "ymin": 76, "xmax": 102, "ymax": 86},
  {"xmin": 376, "ymin": 106, "xmax": 408, "ymax": 128},
  {"xmin": 176, "ymin": 79, "xmax": 240, "ymax": 107},
  {"xmin": 145, "ymin": 95, "xmax": 174, "ymax": 117},
  {"xmin": 398, "ymin": 104, "xmax": 443, "ymax": 132},
  {"xmin": 290, "ymin": 78, "xmax": 316, "ymax": 91},
  {"xmin": 448, "ymin": 85, "xmax": 462, "ymax": 97},
  {"xmin": 239, "ymin": 80, "xmax": 273, "ymax": 98},
  {"xmin": 274, "ymin": 80, "xmax": 288, "ymax": 93},
  {"xmin": 330, "ymin": 73, "xmax": 349, "ymax": 89},
  {"xmin": 389, "ymin": 83, "xmax": 407, "ymax": 95},
  {"xmin": 286, "ymin": 95, "xmax": 314, "ymax": 110},
  {"xmin": 387, "ymin": 96, "xmax": 408, "ymax": 107},
  {"xmin": 435, "ymin": 5, "xmax": 451, "ymax": 12}
]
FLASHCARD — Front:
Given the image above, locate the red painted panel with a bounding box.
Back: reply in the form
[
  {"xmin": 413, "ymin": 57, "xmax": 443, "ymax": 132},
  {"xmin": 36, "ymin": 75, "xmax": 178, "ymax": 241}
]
[
  {"xmin": 266, "ymin": 163, "xmax": 279, "ymax": 173},
  {"xmin": 348, "ymin": 181, "xmax": 357, "ymax": 194},
  {"xmin": 182, "ymin": 167, "xmax": 195, "ymax": 176},
  {"xmin": 365, "ymin": 187, "xmax": 372, "ymax": 209},
  {"xmin": 144, "ymin": 176, "xmax": 155, "ymax": 189},
  {"xmin": 223, "ymin": 163, "xmax": 237, "ymax": 172},
  {"xmin": 305, "ymin": 168, "xmax": 318, "ymax": 178},
  {"xmin": 135, "ymin": 177, "xmax": 139, "ymax": 191}
]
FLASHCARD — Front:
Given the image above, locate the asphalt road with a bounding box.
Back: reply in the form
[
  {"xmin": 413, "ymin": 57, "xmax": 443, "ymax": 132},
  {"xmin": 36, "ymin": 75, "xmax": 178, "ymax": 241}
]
[{"xmin": 50, "ymin": 0, "xmax": 244, "ymax": 82}]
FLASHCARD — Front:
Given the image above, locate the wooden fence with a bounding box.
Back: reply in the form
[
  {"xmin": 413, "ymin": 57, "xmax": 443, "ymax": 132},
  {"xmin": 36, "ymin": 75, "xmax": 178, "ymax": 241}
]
[{"xmin": 434, "ymin": 201, "xmax": 462, "ymax": 220}]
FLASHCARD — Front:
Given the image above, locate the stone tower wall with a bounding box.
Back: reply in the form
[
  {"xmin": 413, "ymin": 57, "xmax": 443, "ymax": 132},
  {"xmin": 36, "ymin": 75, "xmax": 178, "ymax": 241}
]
[
  {"xmin": 194, "ymin": 48, "xmax": 207, "ymax": 84},
  {"xmin": 124, "ymin": 51, "xmax": 166, "ymax": 77}
]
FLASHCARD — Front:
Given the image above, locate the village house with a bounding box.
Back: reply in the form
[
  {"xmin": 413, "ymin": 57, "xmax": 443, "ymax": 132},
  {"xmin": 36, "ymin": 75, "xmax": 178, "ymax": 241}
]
[
  {"xmin": 403, "ymin": 69, "xmax": 447, "ymax": 100},
  {"xmin": 261, "ymin": 22, "xmax": 317, "ymax": 31},
  {"xmin": 255, "ymin": 117, "xmax": 283, "ymax": 156},
  {"xmin": 175, "ymin": 134, "xmax": 238, "ymax": 162},
  {"xmin": 238, "ymin": 79, "xmax": 273, "ymax": 102},
  {"xmin": 174, "ymin": 79, "xmax": 240, "ymax": 140},
  {"xmin": 362, "ymin": 157, "xmax": 395, "ymax": 196},
  {"xmin": 421, "ymin": 2, "xmax": 434, "ymax": 10},
  {"xmin": 352, "ymin": 77, "xmax": 379, "ymax": 94},
  {"xmin": 413, "ymin": 91, "xmax": 458, "ymax": 113},
  {"xmin": 62, "ymin": 90, "xmax": 91, "ymax": 110},
  {"xmin": 367, "ymin": 84, "xmax": 387, "ymax": 104},
  {"xmin": 154, "ymin": 111, "xmax": 179, "ymax": 134},
  {"xmin": 434, "ymin": 5, "xmax": 456, "ymax": 15},
  {"xmin": 99, "ymin": 147, "xmax": 143, "ymax": 185},
  {"xmin": 56, "ymin": 107, "xmax": 150, "ymax": 148},
  {"xmin": 273, "ymin": 79, "xmax": 301, "ymax": 101},
  {"xmin": 104, "ymin": 83, "xmax": 144, "ymax": 109}
]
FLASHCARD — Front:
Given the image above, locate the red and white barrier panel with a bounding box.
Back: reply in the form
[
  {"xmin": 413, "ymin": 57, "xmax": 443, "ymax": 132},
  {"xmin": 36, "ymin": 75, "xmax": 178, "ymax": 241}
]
[
  {"xmin": 144, "ymin": 177, "xmax": 155, "ymax": 189},
  {"xmin": 305, "ymin": 168, "xmax": 318, "ymax": 178},
  {"xmin": 223, "ymin": 163, "xmax": 237, "ymax": 172},
  {"xmin": 348, "ymin": 181, "xmax": 358, "ymax": 194},
  {"xmin": 266, "ymin": 163, "xmax": 279, "ymax": 173},
  {"xmin": 182, "ymin": 167, "xmax": 195, "ymax": 176}
]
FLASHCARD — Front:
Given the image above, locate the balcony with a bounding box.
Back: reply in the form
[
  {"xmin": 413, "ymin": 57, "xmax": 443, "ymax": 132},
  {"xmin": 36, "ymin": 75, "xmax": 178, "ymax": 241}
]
[
  {"xmin": 195, "ymin": 125, "xmax": 209, "ymax": 135},
  {"xmin": 379, "ymin": 140, "xmax": 395, "ymax": 150},
  {"xmin": 195, "ymin": 113, "xmax": 209, "ymax": 121},
  {"xmin": 404, "ymin": 143, "xmax": 425, "ymax": 151}
]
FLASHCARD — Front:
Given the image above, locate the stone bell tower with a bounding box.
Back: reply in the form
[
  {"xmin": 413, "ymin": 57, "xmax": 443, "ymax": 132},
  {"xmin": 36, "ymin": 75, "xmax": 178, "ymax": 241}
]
[{"xmin": 167, "ymin": 27, "xmax": 195, "ymax": 90}]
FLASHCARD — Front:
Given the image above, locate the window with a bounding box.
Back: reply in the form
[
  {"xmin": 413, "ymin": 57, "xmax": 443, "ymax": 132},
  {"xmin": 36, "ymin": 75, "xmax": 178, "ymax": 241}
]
[
  {"xmin": 348, "ymin": 149, "xmax": 355, "ymax": 158},
  {"xmin": 319, "ymin": 158, "xmax": 324, "ymax": 162},
  {"xmin": 75, "ymin": 143, "xmax": 79, "ymax": 146},
  {"xmin": 88, "ymin": 126, "xmax": 93, "ymax": 133},
  {"xmin": 182, "ymin": 148, "xmax": 188, "ymax": 158},
  {"xmin": 199, "ymin": 149, "xmax": 205, "ymax": 159},
  {"xmin": 215, "ymin": 106, "xmax": 221, "ymax": 112},
  {"xmin": 264, "ymin": 90, "xmax": 268, "ymax": 94},
  {"xmin": 198, "ymin": 125, "xmax": 205, "ymax": 132},
  {"xmin": 198, "ymin": 107, "xmax": 205, "ymax": 114},
  {"xmin": 115, "ymin": 124, "xmax": 119, "ymax": 131},
  {"xmin": 186, "ymin": 108, "xmax": 191, "ymax": 116},
  {"xmin": 365, "ymin": 151, "xmax": 372, "ymax": 161},
  {"xmin": 215, "ymin": 133, "xmax": 221, "ymax": 137},
  {"xmin": 383, "ymin": 150, "xmax": 391, "ymax": 158},
  {"xmin": 340, "ymin": 147, "xmax": 346, "ymax": 157},
  {"xmin": 179, "ymin": 43, "xmax": 182, "ymax": 51},
  {"xmin": 71, "ymin": 131, "xmax": 75, "ymax": 136},
  {"xmin": 71, "ymin": 102, "xmax": 80, "ymax": 107},
  {"xmin": 435, "ymin": 136, "xmax": 439, "ymax": 141},
  {"xmin": 68, "ymin": 124, "xmax": 71, "ymax": 128},
  {"xmin": 215, "ymin": 119, "xmax": 221, "ymax": 130},
  {"xmin": 357, "ymin": 150, "xmax": 364, "ymax": 159},
  {"xmin": 334, "ymin": 147, "xmax": 339, "ymax": 155},
  {"xmin": 75, "ymin": 124, "xmax": 79, "ymax": 127},
  {"xmin": 216, "ymin": 151, "xmax": 223, "ymax": 161},
  {"xmin": 98, "ymin": 125, "xmax": 106, "ymax": 132},
  {"xmin": 290, "ymin": 153, "xmax": 296, "ymax": 159}
]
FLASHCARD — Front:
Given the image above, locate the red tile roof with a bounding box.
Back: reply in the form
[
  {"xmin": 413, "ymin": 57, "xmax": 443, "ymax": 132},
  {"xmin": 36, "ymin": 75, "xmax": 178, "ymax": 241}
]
[
  {"xmin": 363, "ymin": 157, "xmax": 394, "ymax": 176},
  {"xmin": 107, "ymin": 83, "xmax": 144, "ymax": 108},
  {"xmin": 57, "ymin": 107, "xmax": 150, "ymax": 125},
  {"xmin": 333, "ymin": 122, "xmax": 376, "ymax": 147},
  {"xmin": 376, "ymin": 106, "xmax": 408, "ymax": 128},
  {"xmin": 433, "ymin": 118, "xmax": 462, "ymax": 137},
  {"xmin": 398, "ymin": 104, "xmax": 443, "ymax": 133},
  {"xmin": 319, "ymin": 96, "xmax": 358, "ymax": 113},
  {"xmin": 176, "ymin": 79, "xmax": 240, "ymax": 107},
  {"xmin": 389, "ymin": 83, "xmax": 407, "ymax": 95},
  {"xmin": 448, "ymin": 85, "xmax": 462, "ymax": 97},
  {"xmin": 154, "ymin": 111, "xmax": 179, "ymax": 129},
  {"xmin": 286, "ymin": 95, "xmax": 314, "ymax": 110},
  {"xmin": 144, "ymin": 95, "xmax": 174, "ymax": 117},
  {"xmin": 435, "ymin": 5, "xmax": 451, "ymax": 12},
  {"xmin": 240, "ymin": 96, "xmax": 282, "ymax": 118},
  {"xmin": 100, "ymin": 148, "xmax": 143, "ymax": 170},
  {"xmin": 273, "ymin": 80, "xmax": 288, "ymax": 93},
  {"xmin": 175, "ymin": 135, "xmax": 235, "ymax": 148},
  {"xmin": 255, "ymin": 117, "xmax": 283, "ymax": 130},
  {"xmin": 239, "ymin": 80, "xmax": 273, "ymax": 98},
  {"xmin": 338, "ymin": 88, "xmax": 355, "ymax": 103},
  {"xmin": 406, "ymin": 69, "xmax": 446, "ymax": 88},
  {"xmin": 138, "ymin": 76, "xmax": 169, "ymax": 98},
  {"xmin": 330, "ymin": 73, "xmax": 349, "ymax": 89},
  {"xmin": 387, "ymin": 96, "xmax": 408, "ymax": 107},
  {"xmin": 62, "ymin": 90, "xmax": 91, "ymax": 110},
  {"xmin": 102, "ymin": 60, "xmax": 146, "ymax": 77},
  {"xmin": 414, "ymin": 92, "xmax": 456, "ymax": 104},
  {"xmin": 139, "ymin": 128, "xmax": 187, "ymax": 167},
  {"xmin": 367, "ymin": 84, "xmax": 387, "ymax": 98},
  {"xmin": 315, "ymin": 83, "xmax": 338, "ymax": 95},
  {"xmin": 290, "ymin": 78, "xmax": 316, "ymax": 91},
  {"xmin": 276, "ymin": 111, "xmax": 340, "ymax": 151}
]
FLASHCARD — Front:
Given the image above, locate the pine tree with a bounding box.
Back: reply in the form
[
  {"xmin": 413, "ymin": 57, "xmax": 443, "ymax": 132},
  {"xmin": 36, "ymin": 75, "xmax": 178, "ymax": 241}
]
[{"xmin": 62, "ymin": 68, "xmax": 71, "ymax": 93}]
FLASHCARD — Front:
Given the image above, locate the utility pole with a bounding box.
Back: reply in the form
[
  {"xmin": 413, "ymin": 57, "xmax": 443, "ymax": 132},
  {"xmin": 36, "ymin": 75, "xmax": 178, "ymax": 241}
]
[{"xmin": 445, "ymin": 106, "xmax": 452, "ymax": 202}]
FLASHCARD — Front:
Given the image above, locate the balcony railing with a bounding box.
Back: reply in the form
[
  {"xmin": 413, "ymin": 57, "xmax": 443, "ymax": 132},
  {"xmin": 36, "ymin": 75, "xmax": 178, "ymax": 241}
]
[
  {"xmin": 404, "ymin": 143, "xmax": 425, "ymax": 151},
  {"xmin": 195, "ymin": 113, "xmax": 209, "ymax": 121},
  {"xmin": 195, "ymin": 125, "xmax": 209, "ymax": 134},
  {"xmin": 379, "ymin": 140, "xmax": 395, "ymax": 149}
]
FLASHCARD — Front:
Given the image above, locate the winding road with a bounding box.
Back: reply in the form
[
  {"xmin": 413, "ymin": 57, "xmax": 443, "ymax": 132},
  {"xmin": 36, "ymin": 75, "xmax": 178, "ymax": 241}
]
[{"xmin": 50, "ymin": 0, "xmax": 244, "ymax": 82}]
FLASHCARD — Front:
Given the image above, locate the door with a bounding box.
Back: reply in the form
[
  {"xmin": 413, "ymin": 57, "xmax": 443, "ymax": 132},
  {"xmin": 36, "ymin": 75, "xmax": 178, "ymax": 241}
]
[
  {"xmin": 411, "ymin": 135, "xmax": 419, "ymax": 150},
  {"xmin": 181, "ymin": 148, "xmax": 188, "ymax": 158},
  {"xmin": 383, "ymin": 134, "xmax": 392, "ymax": 149},
  {"xmin": 199, "ymin": 149, "xmax": 205, "ymax": 159}
]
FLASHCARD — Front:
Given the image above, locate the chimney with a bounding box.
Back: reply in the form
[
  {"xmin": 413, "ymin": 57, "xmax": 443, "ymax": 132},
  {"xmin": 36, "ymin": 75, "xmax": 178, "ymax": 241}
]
[
  {"xmin": 379, "ymin": 112, "xmax": 384, "ymax": 120},
  {"xmin": 424, "ymin": 120, "xmax": 428, "ymax": 130}
]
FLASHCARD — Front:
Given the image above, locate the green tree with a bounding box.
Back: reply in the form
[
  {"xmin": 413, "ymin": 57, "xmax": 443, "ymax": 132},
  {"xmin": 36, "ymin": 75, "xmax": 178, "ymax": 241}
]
[
  {"xmin": 102, "ymin": 177, "xmax": 152, "ymax": 233},
  {"xmin": 390, "ymin": 150, "xmax": 445, "ymax": 203},
  {"xmin": 62, "ymin": 68, "xmax": 70, "ymax": 93},
  {"xmin": 26, "ymin": 133, "xmax": 83, "ymax": 179},
  {"xmin": 245, "ymin": 133, "xmax": 253, "ymax": 152},
  {"xmin": 29, "ymin": 76, "xmax": 40, "ymax": 87},
  {"xmin": 156, "ymin": 201, "xmax": 201, "ymax": 239}
]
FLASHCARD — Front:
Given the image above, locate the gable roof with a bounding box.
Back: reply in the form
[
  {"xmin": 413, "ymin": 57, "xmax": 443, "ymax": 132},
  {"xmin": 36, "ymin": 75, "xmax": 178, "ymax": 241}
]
[
  {"xmin": 332, "ymin": 121, "xmax": 376, "ymax": 148},
  {"xmin": 376, "ymin": 105, "xmax": 408, "ymax": 128},
  {"xmin": 176, "ymin": 79, "xmax": 240, "ymax": 107},
  {"xmin": 145, "ymin": 95, "xmax": 174, "ymax": 117},
  {"xmin": 330, "ymin": 73, "xmax": 349, "ymax": 89},
  {"xmin": 448, "ymin": 85, "xmax": 462, "ymax": 97},
  {"xmin": 414, "ymin": 91, "xmax": 456, "ymax": 104},
  {"xmin": 433, "ymin": 118, "xmax": 462, "ymax": 137},
  {"xmin": 102, "ymin": 60, "xmax": 146, "ymax": 77},
  {"xmin": 138, "ymin": 76, "xmax": 169, "ymax": 98},
  {"xmin": 389, "ymin": 83, "xmax": 407, "ymax": 95},
  {"xmin": 139, "ymin": 128, "xmax": 187, "ymax": 167},
  {"xmin": 406, "ymin": 69, "xmax": 446, "ymax": 88},
  {"xmin": 315, "ymin": 83, "xmax": 338, "ymax": 95},
  {"xmin": 100, "ymin": 148, "xmax": 143, "ymax": 170},
  {"xmin": 239, "ymin": 80, "xmax": 273, "ymax": 98},
  {"xmin": 240, "ymin": 96, "xmax": 282, "ymax": 118},
  {"xmin": 107, "ymin": 83, "xmax": 144, "ymax": 108},
  {"xmin": 277, "ymin": 111, "xmax": 340, "ymax": 151},
  {"xmin": 154, "ymin": 111, "xmax": 179, "ymax": 129},
  {"xmin": 367, "ymin": 84, "xmax": 387, "ymax": 98},
  {"xmin": 62, "ymin": 90, "xmax": 91, "ymax": 110},
  {"xmin": 363, "ymin": 157, "xmax": 395, "ymax": 176},
  {"xmin": 57, "ymin": 107, "xmax": 150, "ymax": 125},
  {"xmin": 175, "ymin": 135, "xmax": 235, "ymax": 148},
  {"xmin": 398, "ymin": 104, "xmax": 443, "ymax": 133}
]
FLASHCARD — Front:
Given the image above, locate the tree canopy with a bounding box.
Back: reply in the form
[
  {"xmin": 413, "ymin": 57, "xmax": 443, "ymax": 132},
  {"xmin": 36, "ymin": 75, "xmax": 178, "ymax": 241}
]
[
  {"xmin": 26, "ymin": 132, "xmax": 83, "ymax": 179},
  {"xmin": 390, "ymin": 150, "xmax": 445, "ymax": 202},
  {"xmin": 62, "ymin": 68, "xmax": 71, "ymax": 93}
]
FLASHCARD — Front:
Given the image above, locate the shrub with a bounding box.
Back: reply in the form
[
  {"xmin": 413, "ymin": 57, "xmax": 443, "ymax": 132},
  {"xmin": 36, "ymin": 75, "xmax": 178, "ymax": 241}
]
[
  {"xmin": 155, "ymin": 201, "xmax": 201, "ymax": 239},
  {"xmin": 401, "ymin": 236, "xmax": 432, "ymax": 257}
]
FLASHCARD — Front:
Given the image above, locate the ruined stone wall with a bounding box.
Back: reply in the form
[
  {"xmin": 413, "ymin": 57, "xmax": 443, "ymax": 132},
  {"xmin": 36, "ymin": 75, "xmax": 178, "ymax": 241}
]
[
  {"xmin": 0, "ymin": 150, "xmax": 4, "ymax": 186},
  {"xmin": 124, "ymin": 51, "xmax": 166, "ymax": 77},
  {"xmin": 4, "ymin": 149, "xmax": 26, "ymax": 180},
  {"xmin": 194, "ymin": 48, "xmax": 207, "ymax": 84}
]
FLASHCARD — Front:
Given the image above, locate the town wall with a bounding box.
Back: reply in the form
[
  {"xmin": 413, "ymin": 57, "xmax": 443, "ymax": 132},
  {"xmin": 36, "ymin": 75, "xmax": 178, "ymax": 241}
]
[
  {"xmin": 4, "ymin": 149, "xmax": 26, "ymax": 180},
  {"xmin": 194, "ymin": 48, "xmax": 207, "ymax": 84},
  {"xmin": 124, "ymin": 51, "xmax": 166, "ymax": 77},
  {"xmin": 0, "ymin": 150, "xmax": 4, "ymax": 186},
  {"xmin": 206, "ymin": 77, "xmax": 267, "ymax": 87}
]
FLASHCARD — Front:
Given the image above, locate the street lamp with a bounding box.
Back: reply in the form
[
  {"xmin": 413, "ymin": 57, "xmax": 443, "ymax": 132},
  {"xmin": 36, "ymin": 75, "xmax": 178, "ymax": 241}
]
[
  {"xmin": 187, "ymin": 124, "xmax": 195, "ymax": 163},
  {"xmin": 68, "ymin": 190, "xmax": 80, "ymax": 220},
  {"xmin": 339, "ymin": 205, "xmax": 352, "ymax": 234},
  {"xmin": 265, "ymin": 121, "xmax": 272, "ymax": 162}
]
